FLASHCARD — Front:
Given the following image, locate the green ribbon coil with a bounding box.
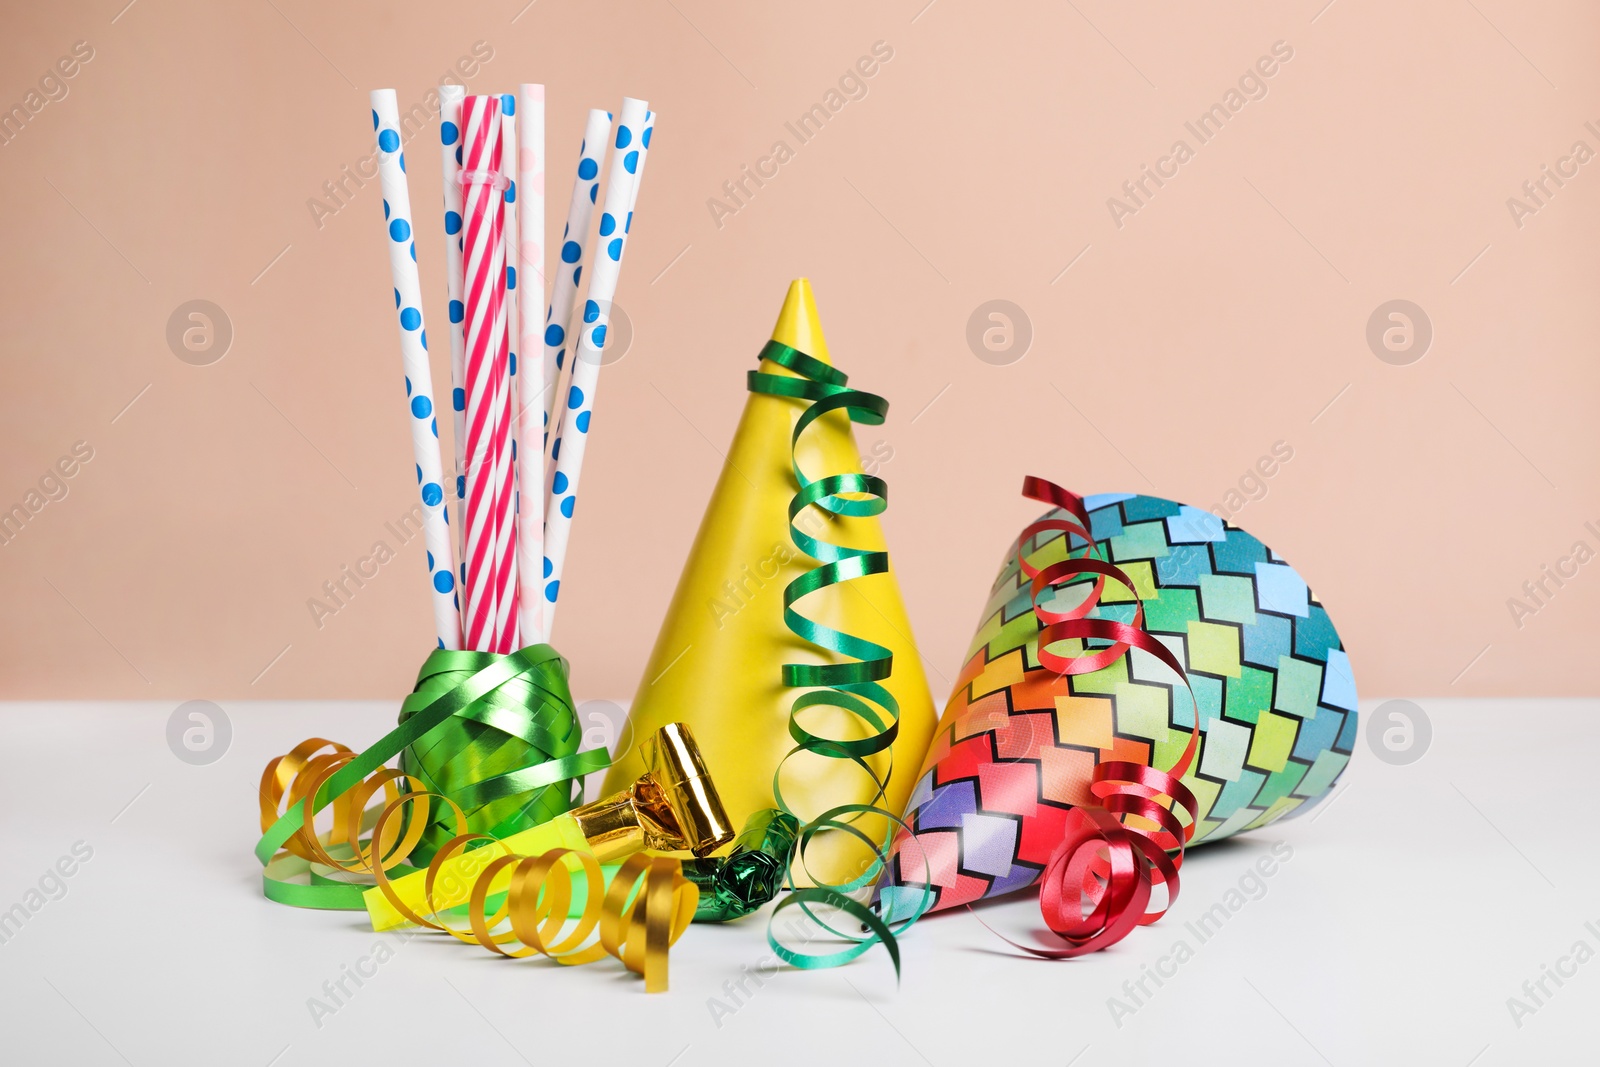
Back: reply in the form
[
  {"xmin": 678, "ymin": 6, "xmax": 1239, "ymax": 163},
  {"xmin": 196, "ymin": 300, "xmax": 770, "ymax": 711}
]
[{"xmin": 746, "ymin": 340, "xmax": 931, "ymax": 974}]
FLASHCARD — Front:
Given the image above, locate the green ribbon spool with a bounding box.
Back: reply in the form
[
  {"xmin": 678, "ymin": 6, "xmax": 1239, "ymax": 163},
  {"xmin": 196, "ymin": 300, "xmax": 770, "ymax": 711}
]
[
  {"xmin": 398, "ymin": 647, "xmax": 605, "ymax": 864},
  {"xmin": 256, "ymin": 644, "xmax": 612, "ymax": 909}
]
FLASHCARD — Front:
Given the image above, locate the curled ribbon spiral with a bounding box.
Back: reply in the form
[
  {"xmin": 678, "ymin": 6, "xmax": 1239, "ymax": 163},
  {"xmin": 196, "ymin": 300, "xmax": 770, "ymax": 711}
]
[
  {"xmin": 371, "ymin": 790, "xmax": 696, "ymax": 992},
  {"xmin": 978, "ymin": 476, "xmax": 1200, "ymax": 957},
  {"xmin": 745, "ymin": 340, "xmax": 932, "ymax": 974},
  {"xmin": 255, "ymin": 645, "xmax": 608, "ymax": 909},
  {"xmin": 256, "ymin": 647, "xmax": 693, "ymax": 990},
  {"xmin": 260, "ymin": 774, "xmax": 694, "ymax": 990},
  {"xmin": 448, "ymin": 850, "xmax": 697, "ymax": 993},
  {"xmin": 252, "ymin": 646, "xmax": 691, "ymax": 991}
]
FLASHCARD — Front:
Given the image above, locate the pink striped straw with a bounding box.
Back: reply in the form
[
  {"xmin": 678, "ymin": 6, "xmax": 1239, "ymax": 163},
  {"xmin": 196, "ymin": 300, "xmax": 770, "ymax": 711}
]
[
  {"xmin": 458, "ymin": 95, "xmax": 508, "ymax": 652},
  {"xmin": 489, "ymin": 174, "xmax": 519, "ymax": 654}
]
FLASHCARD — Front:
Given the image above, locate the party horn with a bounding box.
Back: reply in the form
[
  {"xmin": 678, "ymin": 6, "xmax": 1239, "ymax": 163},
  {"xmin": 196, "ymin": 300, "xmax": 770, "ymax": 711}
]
[
  {"xmin": 365, "ymin": 722, "xmax": 732, "ymax": 930},
  {"xmin": 876, "ymin": 491, "xmax": 1357, "ymax": 915},
  {"xmin": 607, "ymin": 279, "xmax": 938, "ymax": 885},
  {"xmin": 571, "ymin": 721, "xmax": 733, "ymax": 860}
]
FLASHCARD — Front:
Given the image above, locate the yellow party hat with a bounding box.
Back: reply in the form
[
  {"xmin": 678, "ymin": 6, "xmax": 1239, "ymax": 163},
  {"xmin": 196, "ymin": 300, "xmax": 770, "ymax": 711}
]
[{"xmin": 607, "ymin": 279, "xmax": 936, "ymax": 883}]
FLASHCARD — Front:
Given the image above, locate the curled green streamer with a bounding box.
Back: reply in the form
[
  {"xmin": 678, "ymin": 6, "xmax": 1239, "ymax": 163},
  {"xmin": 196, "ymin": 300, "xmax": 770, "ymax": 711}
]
[
  {"xmin": 256, "ymin": 645, "xmax": 611, "ymax": 909},
  {"xmin": 746, "ymin": 341, "xmax": 932, "ymax": 975}
]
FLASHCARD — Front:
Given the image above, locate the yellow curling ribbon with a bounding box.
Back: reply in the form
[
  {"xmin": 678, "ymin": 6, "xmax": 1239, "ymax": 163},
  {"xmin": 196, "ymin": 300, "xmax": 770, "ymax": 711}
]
[
  {"xmin": 255, "ymin": 646, "xmax": 609, "ymax": 910},
  {"xmin": 261, "ymin": 757, "xmax": 696, "ymax": 991},
  {"xmin": 256, "ymin": 648, "xmax": 699, "ymax": 990},
  {"xmin": 368, "ymin": 795, "xmax": 697, "ymax": 993}
]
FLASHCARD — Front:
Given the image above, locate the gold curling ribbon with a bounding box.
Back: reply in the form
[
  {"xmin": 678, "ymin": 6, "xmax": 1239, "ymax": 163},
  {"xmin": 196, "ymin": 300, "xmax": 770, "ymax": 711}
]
[
  {"xmin": 259, "ymin": 742, "xmax": 697, "ymax": 991},
  {"xmin": 258, "ymin": 738, "xmax": 426, "ymax": 888}
]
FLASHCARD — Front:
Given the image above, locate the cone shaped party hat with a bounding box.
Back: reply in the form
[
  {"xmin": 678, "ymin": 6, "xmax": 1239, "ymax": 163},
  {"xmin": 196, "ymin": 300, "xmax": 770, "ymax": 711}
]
[
  {"xmin": 876, "ymin": 491, "xmax": 1356, "ymax": 915},
  {"xmin": 609, "ymin": 280, "xmax": 937, "ymax": 884}
]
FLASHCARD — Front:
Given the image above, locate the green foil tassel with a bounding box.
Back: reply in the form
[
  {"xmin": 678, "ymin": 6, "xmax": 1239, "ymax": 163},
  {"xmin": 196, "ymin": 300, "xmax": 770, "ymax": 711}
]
[{"xmin": 683, "ymin": 809, "xmax": 800, "ymax": 922}]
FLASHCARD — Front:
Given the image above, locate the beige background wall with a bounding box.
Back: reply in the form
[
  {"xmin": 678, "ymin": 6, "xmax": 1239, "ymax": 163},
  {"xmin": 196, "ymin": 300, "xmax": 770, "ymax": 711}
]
[{"xmin": 1, "ymin": 0, "xmax": 1595, "ymax": 702}]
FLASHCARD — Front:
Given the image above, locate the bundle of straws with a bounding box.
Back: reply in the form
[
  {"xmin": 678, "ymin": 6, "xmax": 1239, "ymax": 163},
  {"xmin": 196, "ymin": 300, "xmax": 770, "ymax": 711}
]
[{"xmin": 370, "ymin": 86, "xmax": 652, "ymax": 651}]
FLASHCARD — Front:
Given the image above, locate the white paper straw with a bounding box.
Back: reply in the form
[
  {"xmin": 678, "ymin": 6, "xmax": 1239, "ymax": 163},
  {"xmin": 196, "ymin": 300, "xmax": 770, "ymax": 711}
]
[
  {"xmin": 628, "ymin": 110, "xmax": 653, "ymax": 216},
  {"xmin": 515, "ymin": 84, "xmax": 547, "ymax": 643},
  {"xmin": 499, "ymin": 93, "xmax": 520, "ymax": 480},
  {"xmin": 370, "ymin": 89, "xmax": 461, "ymax": 650},
  {"xmin": 540, "ymin": 108, "xmax": 613, "ymax": 449},
  {"xmin": 541, "ymin": 97, "xmax": 650, "ymax": 636},
  {"xmin": 437, "ymin": 85, "xmax": 468, "ymax": 578}
]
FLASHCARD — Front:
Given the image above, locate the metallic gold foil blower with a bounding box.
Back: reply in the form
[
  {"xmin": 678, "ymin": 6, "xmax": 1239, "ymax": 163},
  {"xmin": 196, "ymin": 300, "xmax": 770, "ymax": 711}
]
[{"xmin": 573, "ymin": 722, "xmax": 734, "ymax": 862}]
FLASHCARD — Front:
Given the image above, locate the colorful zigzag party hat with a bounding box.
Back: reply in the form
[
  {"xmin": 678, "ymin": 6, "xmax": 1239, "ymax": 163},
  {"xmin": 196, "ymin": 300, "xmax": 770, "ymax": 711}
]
[{"xmin": 875, "ymin": 491, "xmax": 1357, "ymax": 913}]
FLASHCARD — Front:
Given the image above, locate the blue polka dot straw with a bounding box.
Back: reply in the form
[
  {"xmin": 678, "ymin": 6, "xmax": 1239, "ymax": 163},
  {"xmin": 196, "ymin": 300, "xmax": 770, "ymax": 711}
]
[
  {"xmin": 437, "ymin": 84, "xmax": 469, "ymax": 553},
  {"xmin": 627, "ymin": 110, "xmax": 654, "ymax": 217},
  {"xmin": 541, "ymin": 108, "xmax": 613, "ymax": 450},
  {"xmin": 541, "ymin": 97, "xmax": 651, "ymax": 637},
  {"xmin": 370, "ymin": 89, "xmax": 461, "ymax": 649}
]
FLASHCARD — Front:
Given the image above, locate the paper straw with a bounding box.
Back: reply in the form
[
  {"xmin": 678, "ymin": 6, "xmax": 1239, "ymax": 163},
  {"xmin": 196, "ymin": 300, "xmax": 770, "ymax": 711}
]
[
  {"xmin": 491, "ymin": 301, "xmax": 520, "ymax": 653},
  {"xmin": 458, "ymin": 94, "xmax": 507, "ymax": 651},
  {"xmin": 515, "ymin": 84, "xmax": 547, "ymax": 644},
  {"xmin": 494, "ymin": 94, "xmax": 522, "ymax": 653},
  {"xmin": 540, "ymin": 108, "xmax": 613, "ymax": 449},
  {"xmin": 437, "ymin": 85, "xmax": 468, "ymax": 575},
  {"xmin": 628, "ymin": 110, "xmax": 654, "ymax": 216},
  {"xmin": 369, "ymin": 89, "xmax": 461, "ymax": 650},
  {"xmin": 541, "ymin": 97, "xmax": 651, "ymax": 635},
  {"xmin": 499, "ymin": 93, "xmax": 520, "ymax": 490}
]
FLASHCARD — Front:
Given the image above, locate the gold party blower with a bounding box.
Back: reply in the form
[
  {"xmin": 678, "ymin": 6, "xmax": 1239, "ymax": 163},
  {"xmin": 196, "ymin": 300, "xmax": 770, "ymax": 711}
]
[{"xmin": 364, "ymin": 723, "xmax": 732, "ymax": 931}]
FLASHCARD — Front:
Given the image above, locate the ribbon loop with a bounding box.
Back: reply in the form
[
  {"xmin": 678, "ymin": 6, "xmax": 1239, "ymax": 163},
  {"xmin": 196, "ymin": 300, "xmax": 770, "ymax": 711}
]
[
  {"xmin": 975, "ymin": 477, "xmax": 1201, "ymax": 958},
  {"xmin": 255, "ymin": 645, "xmax": 607, "ymax": 910},
  {"xmin": 747, "ymin": 341, "xmax": 933, "ymax": 975}
]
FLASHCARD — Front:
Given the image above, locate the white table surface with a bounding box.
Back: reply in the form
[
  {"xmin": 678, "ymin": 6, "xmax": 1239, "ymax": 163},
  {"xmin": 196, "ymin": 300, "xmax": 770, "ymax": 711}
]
[{"xmin": 0, "ymin": 699, "xmax": 1590, "ymax": 1066}]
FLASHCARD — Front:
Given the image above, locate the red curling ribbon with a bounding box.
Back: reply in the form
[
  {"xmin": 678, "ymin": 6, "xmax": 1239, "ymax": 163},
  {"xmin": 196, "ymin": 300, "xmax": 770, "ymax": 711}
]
[{"xmin": 976, "ymin": 476, "xmax": 1200, "ymax": 957}]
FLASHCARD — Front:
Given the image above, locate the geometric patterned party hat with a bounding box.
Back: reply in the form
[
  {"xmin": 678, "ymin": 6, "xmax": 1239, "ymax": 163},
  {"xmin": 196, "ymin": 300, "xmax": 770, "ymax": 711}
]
[{"xmin": 875, "ymin": 491, "xmax": 1356, "ymax": 915}]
